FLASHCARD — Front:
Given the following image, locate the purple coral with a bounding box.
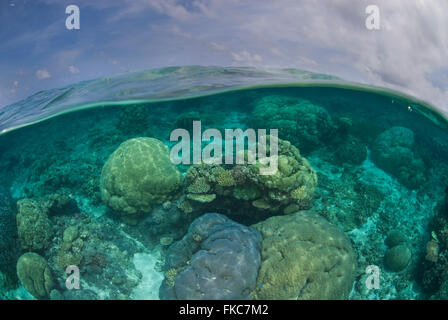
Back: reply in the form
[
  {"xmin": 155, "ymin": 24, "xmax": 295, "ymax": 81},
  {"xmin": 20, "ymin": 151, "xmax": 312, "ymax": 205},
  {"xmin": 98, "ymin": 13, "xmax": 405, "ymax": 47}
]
[{"xmin": 159, "ymin": 213, "xmax": 262, "ymax": 300}]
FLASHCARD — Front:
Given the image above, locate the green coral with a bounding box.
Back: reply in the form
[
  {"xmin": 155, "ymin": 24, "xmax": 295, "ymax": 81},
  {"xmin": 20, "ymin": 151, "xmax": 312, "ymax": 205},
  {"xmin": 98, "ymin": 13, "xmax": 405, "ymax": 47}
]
[
  {"xmin": 371, "ymin": 126, "xmax": 427, "ymax": 189},
  {"xmin": 58, "ymin": 225, "xmax": 84, "ymax": 268},
  {"xmin": 17, "ymin": 252, "xmax": 54, "ymax": 299},
  {"xmin": 384, "ymin": 245, "xmax": 411, "ymax": 272},
  {"xmin": 183, "ymin": 137, "xmax": 317, "ymax": 215},
  {"xmin": 333, "ymin": 135, "xmax": 367, "ymax": 166},
  {"xmin": 165, "ymin": 268, "xmax": 178, "ymax": 287},
  {"xmin": 233, "ymin": 185, "xmax": 261, "ymax": 201},
  {"xmin": 16, "ymin": 199, "xmax": 53, "ymax": 251},
  {"xmin": 118, "ymin": 104, "xmax": 150, "ymax": 136},
  {"xmin": 248, "ymin": 136, "xmax": 317, "ymax": 210},
  {"xmin": 186, "ymin": 177, "xmax": 211, "ymax": 194},
  {"xmin": 187, "ymin": 193, "xmax": 216, "ymax": 203},
  {"xmin": 178, "ymin": 199, "xmax": 193, "ymax": 214},
  {"xmin": 251, "ymin": 95, "xmax": 336, "ymax": 154},
  {"xmin": 100, "ymin": 137, "xmax": 182, "ymax": 223},
  {"xmin": 251, "ymin": 211, "xmax": 356, "ymax": 300},
  {"xmin": 216, "ymin": 170, "xmax": 235, "ymax": 187}
]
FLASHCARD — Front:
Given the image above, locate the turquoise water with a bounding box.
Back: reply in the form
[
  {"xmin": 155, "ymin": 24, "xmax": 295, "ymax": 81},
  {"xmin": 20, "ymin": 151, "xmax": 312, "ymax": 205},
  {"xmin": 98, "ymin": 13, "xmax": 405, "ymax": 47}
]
[{"xmin": 0, "ymin": 67, "xmax": 448, "ymax": 300}]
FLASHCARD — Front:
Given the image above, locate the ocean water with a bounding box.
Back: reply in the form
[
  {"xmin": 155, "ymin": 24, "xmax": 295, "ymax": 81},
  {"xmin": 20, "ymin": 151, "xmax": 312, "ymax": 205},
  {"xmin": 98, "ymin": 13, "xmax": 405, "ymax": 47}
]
[{"xmin": 0, "ymin": 66, "xmax": 447, "ymax": 300}]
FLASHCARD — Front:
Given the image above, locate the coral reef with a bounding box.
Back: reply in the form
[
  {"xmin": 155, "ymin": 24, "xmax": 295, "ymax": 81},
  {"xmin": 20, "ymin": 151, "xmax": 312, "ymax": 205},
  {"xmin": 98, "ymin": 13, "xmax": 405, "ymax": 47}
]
[
  {"xmin": 251, "ymin": 95, "xmax": 336, "ymax": 154},
  {"xmin": 117, "ymin": 104, "xmax": 151, "ymax": 136},
  {"xmin": 315, "ymin": 169, "xmax": 384, "ymax": 231},
  {"xmin": 159, "ymin": 213, "xmax": 262, "ymax": 299},
  {"xmin": 418, "ymin": 188, "xmax": 448, "ymax": 298},
  {"xmin": 16, "ymin": 198, "xmax": 53, "ymax": 251},
  {"xmin": 385, "ymin": 230, "xmax": 408, "ymax": 248},
  {"xmin": 16, "ymin": 252, "xmax": 54, "ymax": 299},
  {"xmin": 0, "ymin": 186, "xmax": 20, "ymax": 285},
  {"xmin": 251, "ymin": 211, "xmax": 356, "ymax": 299},
  {"xmin": 183, "ymin": 137, "xmax": 317, "ymax": 221},
  {"xmin": 1, "ymin": 80, "xmax": 447, "ymax": 301},
  {"xmin": 49, "ymin": 213, "xmax": 143, "ymax": 300},
  {"xmin": 57, "ymin": 225, "xmax": 84, "ymax": 268},
  {"xmin": 383, "ymin": 245, "xmax": 412, "ymax": 272},
  {"xmin": 333, "ymin": 135, "xmax": 367, "ymax": 166},
  {"xmin": 43, "ymin": 192, "xmax": 80, "ymax": 216},
  {"xmin": 371, "ymin": 126, "xmax": 427, "ymax": 189},
  {"xmin": 100, "ymin": 137, "xmax": 182, "ymax": 224}
]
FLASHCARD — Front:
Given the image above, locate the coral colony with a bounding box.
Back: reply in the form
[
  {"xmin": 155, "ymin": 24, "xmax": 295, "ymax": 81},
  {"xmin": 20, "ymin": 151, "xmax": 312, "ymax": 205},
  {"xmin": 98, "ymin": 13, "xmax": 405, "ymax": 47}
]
[{"xmin": 170, "ymin": 120, "xmax": 279, "ymax": 175}]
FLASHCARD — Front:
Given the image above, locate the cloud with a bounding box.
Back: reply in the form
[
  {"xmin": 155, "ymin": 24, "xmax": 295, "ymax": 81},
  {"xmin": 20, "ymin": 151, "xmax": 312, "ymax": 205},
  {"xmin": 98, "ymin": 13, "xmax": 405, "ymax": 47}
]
[
  {"xmin": 36, "ymin": 69, "xmax": 51, "ymax": 79},
  {"xmin": 231, "ymin": 51, "xmax": 262, "ymax": 65},
  {"xmin": 68, "ymin": 65, "xmax": 80, "ymax": 74},
  {"xmin": 141, "ymin": 0, "xmax": 448, "ymax": 114},
  {"xmin": 169, "ymin": 25, "xmax": 192, "ymax": 39},
  {"xmin": 1, "ymin": 0, "xmax": 447, "ymax": 116},
  {"xmin": 146, "ymin": 0, "xmax": 194, "ymax": 21},
  {"xmin": 210, "ymin": 42, "xmax": 227, "ymax": 51}
]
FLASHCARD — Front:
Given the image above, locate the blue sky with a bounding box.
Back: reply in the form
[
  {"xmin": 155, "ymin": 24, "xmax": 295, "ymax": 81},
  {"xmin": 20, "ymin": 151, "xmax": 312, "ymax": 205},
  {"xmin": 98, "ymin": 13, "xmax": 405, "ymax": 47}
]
[{"xmin": 1, "ymin": 0, "xmax": 447, "ymax": 115}]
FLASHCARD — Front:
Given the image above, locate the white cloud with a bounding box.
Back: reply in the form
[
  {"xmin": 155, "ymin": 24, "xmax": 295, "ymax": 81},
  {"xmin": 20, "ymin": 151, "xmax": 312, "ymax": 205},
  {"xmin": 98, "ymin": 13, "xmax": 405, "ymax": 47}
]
[
  {"xmin": 169, "ymin": 25, "xmax": 192, "ymax": 39},
  {"xmin": 142, "ymin": 0, "xmax": 448, "ymax": 114},
  {"xmin": 36, "ymin": 69, "xmax": 51, "ymax": 79},
  {"xmin": 210, "ymin": 42, "xmax": 227, "ymax": 51},
  {"xmin": 146, "ymin": 0, "xmax": 193, "ymax": 21},
  {"xmin": 231, "ymin": 51, "xmax": 263, "ymax": 65},
  {"xmin": 4, "ymin": 0, "xmax": 448, "ymax": 115},
  {"xmin": 68, "ymin": 65, "xmax": 80, "ymax": 74}
]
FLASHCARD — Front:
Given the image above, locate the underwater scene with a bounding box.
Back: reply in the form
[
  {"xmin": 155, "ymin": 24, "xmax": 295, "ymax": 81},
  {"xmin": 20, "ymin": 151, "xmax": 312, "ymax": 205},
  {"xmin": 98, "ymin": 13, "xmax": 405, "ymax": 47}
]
[{"xmin": 1, "ymin": 66, "xmax": 448, "ymax": 300}]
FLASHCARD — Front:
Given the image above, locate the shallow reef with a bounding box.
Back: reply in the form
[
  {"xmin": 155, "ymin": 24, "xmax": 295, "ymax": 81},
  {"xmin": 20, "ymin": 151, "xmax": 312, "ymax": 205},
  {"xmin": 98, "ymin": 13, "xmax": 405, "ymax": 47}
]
[{"xmin": 0, "ymin": 85, "xmax": 447, "ymax": 300}]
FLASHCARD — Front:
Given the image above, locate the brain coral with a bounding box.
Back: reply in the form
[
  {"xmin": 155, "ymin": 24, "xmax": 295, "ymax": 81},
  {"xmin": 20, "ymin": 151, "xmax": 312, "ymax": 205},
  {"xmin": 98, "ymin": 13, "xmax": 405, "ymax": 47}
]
[
  {"xmin": 384, "ymin": 245, "xmax": 411, "ymax": 272},
  {"xmin": 251, "ymin": 95, "xmax": 335, "ymax": 154},
  {"xmin": 159, "ymin": 213, "xmax": 262, "ymax": 300},
  {"xmin": 371, "ymin": 126, "xmax": 426, "ymax": 189},
  {"xmin": 17, "ymin": 252, "xmax": 54, "ymax": 299},
  {"xmin": 251, "ymin": 211, "xmax": 356, "ymax": 300},
  {"xmin": 16, "ymin": 198, "xmax": 53, "ymax": 251},
  {"xmin": 0, "ymin": 186, "xmax": 19, "ymax": 284},
  {"xmin": 100, "ymin": 137, "xmax": 182, "ymax": 223}
]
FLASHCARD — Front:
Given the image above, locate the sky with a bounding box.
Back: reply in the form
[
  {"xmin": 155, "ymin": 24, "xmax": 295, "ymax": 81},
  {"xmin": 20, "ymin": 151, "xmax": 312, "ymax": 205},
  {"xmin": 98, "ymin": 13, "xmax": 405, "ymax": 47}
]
[{"xmin": 0, "ymin": 0, "xmax": 447, "ymax": 115}]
